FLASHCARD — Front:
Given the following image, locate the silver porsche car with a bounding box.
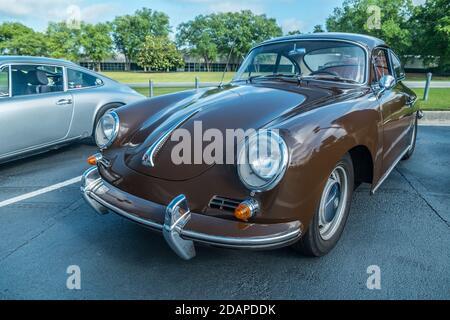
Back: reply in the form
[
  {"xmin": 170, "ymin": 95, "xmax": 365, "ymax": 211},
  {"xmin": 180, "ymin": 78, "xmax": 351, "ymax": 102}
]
[{"xmin": 0, "ymin": 56, "xmax": 145, "ymax": 164}]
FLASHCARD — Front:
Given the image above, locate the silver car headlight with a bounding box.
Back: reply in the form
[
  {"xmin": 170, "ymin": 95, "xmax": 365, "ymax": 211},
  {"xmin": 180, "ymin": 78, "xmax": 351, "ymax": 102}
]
[
  {"xmin": 95, "ymin": 111, "xmax": 119, "ymax": 149},
  {"xmin": 237, "ymin": 130, "xmax": 289, "ymax": 192}
]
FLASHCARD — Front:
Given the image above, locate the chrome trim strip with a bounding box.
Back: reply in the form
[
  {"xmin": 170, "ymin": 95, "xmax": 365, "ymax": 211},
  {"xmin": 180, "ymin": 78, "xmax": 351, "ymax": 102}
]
[
  {"xmin": 142, "ymin": 110, "xmax": 198, "ymax": 167},
  {"xmin": 89, "ymin": 191, "xmax": 164, "ymax": 230},
  {"xmin": 371, "ymin": 146, "xmax": 410, "ymax": 194}
]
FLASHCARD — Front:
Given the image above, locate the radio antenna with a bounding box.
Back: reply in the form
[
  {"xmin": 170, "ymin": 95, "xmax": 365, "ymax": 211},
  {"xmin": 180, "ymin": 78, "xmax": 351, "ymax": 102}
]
[{"xmin": 219, "ymin": 40, "xmax": 236, "ymax": 88}]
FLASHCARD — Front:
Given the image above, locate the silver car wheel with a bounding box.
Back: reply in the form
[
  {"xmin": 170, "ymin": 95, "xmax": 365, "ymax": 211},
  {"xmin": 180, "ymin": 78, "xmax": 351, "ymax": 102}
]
[{"xmin": 318, "ymin": 165, "xmax": 349, "ymax": 241}]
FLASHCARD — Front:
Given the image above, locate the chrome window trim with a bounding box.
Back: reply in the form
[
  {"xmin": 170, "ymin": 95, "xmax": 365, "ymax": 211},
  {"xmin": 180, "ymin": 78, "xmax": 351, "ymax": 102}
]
[
  {"xmin": 0, "ymin": 64, "xmax": 12, "ymax": 98},
  {"xmin": 389, "ymin": 49, "xmax": 406, "ymax": 82},
  {"xmin": 238, "ymin": 38, "xmax": 371, "ymax": 86}
]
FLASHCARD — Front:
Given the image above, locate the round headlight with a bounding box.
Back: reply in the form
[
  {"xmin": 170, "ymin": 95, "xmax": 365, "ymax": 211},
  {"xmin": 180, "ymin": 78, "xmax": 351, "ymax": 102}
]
[
  {"xmin": 237, "ymin": 130, "xmax": 289, "ymax": 192},
  {"xmin": 95, "ymin": 111, "xmax": 119, "ymax": 149}
]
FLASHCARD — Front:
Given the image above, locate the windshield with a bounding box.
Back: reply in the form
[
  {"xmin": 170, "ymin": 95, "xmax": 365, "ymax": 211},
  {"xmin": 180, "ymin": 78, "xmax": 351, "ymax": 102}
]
[{"xmin": 234, "ymin": 40, "xmax": 367, "ymax": 84}]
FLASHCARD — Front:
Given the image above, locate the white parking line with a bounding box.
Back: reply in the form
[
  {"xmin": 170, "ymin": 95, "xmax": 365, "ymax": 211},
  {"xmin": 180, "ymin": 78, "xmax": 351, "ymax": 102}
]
[{"xmin": 0, "ymin": 176, "xmax": 82, "ymax": 208}]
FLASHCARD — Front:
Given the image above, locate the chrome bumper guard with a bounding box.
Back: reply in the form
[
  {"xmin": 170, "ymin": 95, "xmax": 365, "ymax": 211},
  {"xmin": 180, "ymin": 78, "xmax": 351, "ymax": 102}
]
[{"xmin": 81, "ymin": 167, "xmax": 301, "ymax": 260}]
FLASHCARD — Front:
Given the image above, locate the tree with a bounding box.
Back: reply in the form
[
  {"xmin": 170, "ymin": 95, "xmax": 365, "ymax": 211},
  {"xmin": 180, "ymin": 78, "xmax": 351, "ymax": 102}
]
[
  {"xmin": 80, "ymin": 22, "xmax": 113, "ymax": 71},
  {"xmin": 112, "ymin": 8, "xmax": 170, "ymax": 70},
  {"xmin": 313, "ymin": 25, "xmax": 325, "ymax": 33},
  {"xmin": 326, "ymin": 0, "xmax": 415, "ymax": 56},
  {"xmin": 136, "ymin": 35, "xmax": 184, "ymax": 71},
  {"xmin": 176, "ymin": 15, "xmax": 218, "ymax": 71},
  {"xmin": 46, "ymin": 22, "xmax": 82, "ymax": 62},
  {"xmin": 177, "ymin": 11, "xmax": 282, "ymax": 69},
  {"xmin": 214, "ymin": 11, "xmax": 283, "ymax": 63},
  {"xmin": 411, "ymin": 0, "xmax": 450, "ymax": 72},
  {"xmin": 0, "ymin": 22, "xmax": 48, "ymax": 56},
  {"xmin": 286, "ymin": 30, "xmax": 302, "ymax": 36}
]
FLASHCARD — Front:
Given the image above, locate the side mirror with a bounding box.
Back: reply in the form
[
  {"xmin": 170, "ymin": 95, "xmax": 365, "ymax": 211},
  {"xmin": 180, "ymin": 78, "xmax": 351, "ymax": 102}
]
[
  {"xmin": 377, "ymin": 75, "xmax": 396, "ymax": 98},
  {"xmin": 379, "ymin": 75, "xmax": 396, "ymax": 91}
]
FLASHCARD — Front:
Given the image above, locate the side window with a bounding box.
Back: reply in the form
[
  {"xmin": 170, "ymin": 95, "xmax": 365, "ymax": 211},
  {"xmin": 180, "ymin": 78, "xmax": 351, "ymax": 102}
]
[
  {"xmin": 250, "ymin": 53, "xmax": 278, "ymax": 74},
  {"xmin": 390, "ymin": 51, "xmax": 405, "ymax": 79},
  {"xmin": 11, "ymin": 64, "xmax": 64, "ymax": 96},
  {"xmin": 0, "ymin": 66, "xmax": 9, "ymax": 97},
  {"xmin": 278, "ymin": 56, "xmax": 297, "ymax": 74},
  {"xmin": 372, "ymin": 48, "xmax": 392, "ymax": 82},
  {"xmin": 67, "ymin": 69, "xmax": 103, "ymax": 89}
]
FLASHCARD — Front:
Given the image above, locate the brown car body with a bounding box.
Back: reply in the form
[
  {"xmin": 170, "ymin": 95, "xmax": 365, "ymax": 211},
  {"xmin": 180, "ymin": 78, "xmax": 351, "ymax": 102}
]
[{"xmin": 81, "ymin": 33, "xmax": 418, "ymax": 259}]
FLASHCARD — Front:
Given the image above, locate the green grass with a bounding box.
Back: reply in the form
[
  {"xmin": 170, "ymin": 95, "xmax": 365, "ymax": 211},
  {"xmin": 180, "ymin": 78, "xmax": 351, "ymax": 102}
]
[
  {"xmin": 103, "ymin": 71, "xmax": 235, "ymax": 84},
  {"xmin": 413, "ymin": 88, "xmax": 450, "ymax": 110},
  {"xmin": 406, "ymin": 73, "xmax": 450, "ymax": 82},
  {"xmin": 132, "ymin": 86, "xmax": 191, "ymax": 97}
]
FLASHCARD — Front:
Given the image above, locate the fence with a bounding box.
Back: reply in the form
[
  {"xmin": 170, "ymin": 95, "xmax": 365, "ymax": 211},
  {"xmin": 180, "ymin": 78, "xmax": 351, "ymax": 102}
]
[{"xmin": 131, "ymin": 77, "xmax": 224, "ymax": 97}]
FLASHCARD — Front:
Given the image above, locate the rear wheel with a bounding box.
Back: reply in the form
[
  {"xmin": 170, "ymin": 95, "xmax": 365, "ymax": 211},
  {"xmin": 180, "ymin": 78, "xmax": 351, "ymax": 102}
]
[
  {"xmin": 292, "ymin": 153, "xmax": 354, "ymax": 257},
  {"xmin": 402, "ymin": 115, "xmax": 418, "ymax": 160}
]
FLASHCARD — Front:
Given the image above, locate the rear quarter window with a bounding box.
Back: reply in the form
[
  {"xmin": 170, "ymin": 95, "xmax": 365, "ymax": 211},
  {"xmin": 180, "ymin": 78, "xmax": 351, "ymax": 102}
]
[{"xmin": 67, "ymin": 69, "xmax": 103, "ymax": 89}]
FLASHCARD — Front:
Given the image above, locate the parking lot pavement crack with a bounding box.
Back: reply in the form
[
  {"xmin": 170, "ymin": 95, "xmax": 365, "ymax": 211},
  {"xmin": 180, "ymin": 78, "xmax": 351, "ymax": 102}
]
[
  {"xmin": 396, "ymin": 168, "xmax": 450, "ymax": 228},
  {"xmin": 0, "ymin": 199, "xmax": 85, "ymax": 264}
]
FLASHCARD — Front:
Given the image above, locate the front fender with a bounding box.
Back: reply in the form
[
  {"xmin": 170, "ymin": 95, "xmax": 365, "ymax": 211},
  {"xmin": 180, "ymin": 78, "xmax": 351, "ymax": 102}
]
[{"xmin": 262, "ymin": 97, "xmax": 381, "ymax": 229}]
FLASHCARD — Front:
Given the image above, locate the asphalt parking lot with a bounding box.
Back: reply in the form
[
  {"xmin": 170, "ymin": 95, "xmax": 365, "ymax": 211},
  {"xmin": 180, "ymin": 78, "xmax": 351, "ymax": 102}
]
[{"xmin": 0, "ymin": 125, "xmax": 449, "ymax": 300}]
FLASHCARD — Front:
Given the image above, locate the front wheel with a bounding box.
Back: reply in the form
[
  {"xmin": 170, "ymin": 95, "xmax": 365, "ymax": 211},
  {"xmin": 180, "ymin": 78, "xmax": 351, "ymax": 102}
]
[{"xmin": 292, "ymin": 153, "xmax": 354, "ymax": 257}]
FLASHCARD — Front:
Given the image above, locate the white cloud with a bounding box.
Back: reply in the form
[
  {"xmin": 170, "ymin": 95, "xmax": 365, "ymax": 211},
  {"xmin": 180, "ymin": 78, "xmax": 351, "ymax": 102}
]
[
  {"xmin": 209, "ymin": 1, "xmax": 264, "ymax": 14},
  {"xmin": 0, "ymin": 0, "xmax": 69, "ymax": 17},
  {"xmin": 179, "ymin": 0, "xmax": 265, "ymax": 14},
  {"xmin": 0, "ymin": 0, "xmax": 117, "ymax": 24},
  {"xmin": 281, "ymin": 18, "xmax": 305, "ymax": 34}
]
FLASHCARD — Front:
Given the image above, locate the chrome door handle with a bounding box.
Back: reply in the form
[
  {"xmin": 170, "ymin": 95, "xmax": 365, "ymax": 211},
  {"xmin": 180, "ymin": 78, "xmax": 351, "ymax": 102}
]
[{"xmin": 56, "ymin": 99, "xmax": 72, "ymax": 105}]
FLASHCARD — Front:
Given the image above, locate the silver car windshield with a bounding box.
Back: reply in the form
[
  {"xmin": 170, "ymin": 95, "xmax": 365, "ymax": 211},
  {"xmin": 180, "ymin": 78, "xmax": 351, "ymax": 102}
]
[{"xmin": 234, "ymin": 40, "xmax": 367, "ymax": 84}]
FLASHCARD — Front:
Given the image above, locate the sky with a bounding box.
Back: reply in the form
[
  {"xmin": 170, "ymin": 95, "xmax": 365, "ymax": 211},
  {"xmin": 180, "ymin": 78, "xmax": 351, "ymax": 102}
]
[
  {"xmin": 0, "ymin": 0, "xmax": 426, "ymax": 35},
  {"xmin": 0, "ymin": 0, "xmax": 349, "ymax": 34}
]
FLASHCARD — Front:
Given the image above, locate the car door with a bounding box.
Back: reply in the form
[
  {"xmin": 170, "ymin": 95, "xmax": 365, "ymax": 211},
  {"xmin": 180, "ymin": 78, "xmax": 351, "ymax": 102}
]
[
  {"xmin": 373, "ymin": 48, "xmax": 412, "ymax": 174},
  {"xmin": 0, "ymin": 63, "xmax": 74, "ymax": 157}
]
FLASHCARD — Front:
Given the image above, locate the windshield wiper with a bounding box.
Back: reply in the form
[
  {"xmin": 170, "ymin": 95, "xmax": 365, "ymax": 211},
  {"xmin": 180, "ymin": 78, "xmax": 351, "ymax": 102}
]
[
  {"xmin": 303, "ymin": 75, "xmax": 359, "ymax": 84},
  {"xmin": 247, "ymin": 73, "xmax": 302, "ymax": 83}
]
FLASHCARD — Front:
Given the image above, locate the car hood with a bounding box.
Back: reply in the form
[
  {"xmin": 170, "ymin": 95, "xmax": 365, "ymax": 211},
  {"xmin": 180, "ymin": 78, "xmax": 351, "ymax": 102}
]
[{"xmin": 123, "ymin": 82, "xmax": 342, "ymax": 181}]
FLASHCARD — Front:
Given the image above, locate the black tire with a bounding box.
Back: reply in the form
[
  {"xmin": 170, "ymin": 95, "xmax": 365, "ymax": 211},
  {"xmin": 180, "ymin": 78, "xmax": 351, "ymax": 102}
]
[
  {"xmin": 402, "ymin": 114, "xmax": 418, "ymax": 160},
  {"xmin": 292, "ymin": 153, "xmax": 354, "ymax": 257},
  {"xmin": 85, "ymin": 103, "xmax": 124, "ymax": 145}
]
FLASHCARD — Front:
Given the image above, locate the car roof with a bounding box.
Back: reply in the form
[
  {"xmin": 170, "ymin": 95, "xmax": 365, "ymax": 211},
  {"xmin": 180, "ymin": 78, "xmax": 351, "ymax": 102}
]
[
  {"xmin": 0, "ymin": 56, "xmax": 80, "ymax": 68},
  {"xmin": 259, "ymin": 32, "xmax": 387, "ymax": 50}
]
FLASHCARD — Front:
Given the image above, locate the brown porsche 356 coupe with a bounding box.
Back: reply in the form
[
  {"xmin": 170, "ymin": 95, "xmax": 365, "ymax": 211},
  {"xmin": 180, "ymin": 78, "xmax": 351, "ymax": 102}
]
[{"xmin": 81, "ymin": 33, "xmax": 420, "ymax": 260}]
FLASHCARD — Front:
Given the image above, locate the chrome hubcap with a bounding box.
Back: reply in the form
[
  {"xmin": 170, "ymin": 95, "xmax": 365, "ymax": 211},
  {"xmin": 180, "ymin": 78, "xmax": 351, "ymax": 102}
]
[{"xmin": 318, "ymin": 165, "xmax": 349, "ymax": 240}]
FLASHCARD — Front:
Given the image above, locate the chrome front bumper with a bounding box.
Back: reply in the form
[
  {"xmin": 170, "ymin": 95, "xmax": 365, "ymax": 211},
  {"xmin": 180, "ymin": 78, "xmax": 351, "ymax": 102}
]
[{"xmin": 81, "ymin": 167, "xmax": 302, "ymax": 260}]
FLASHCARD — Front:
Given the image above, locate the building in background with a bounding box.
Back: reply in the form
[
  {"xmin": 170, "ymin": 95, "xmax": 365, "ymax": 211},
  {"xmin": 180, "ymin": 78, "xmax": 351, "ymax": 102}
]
[{"xmin": 80, "ymin": 53, "xmax": 241, "ymax": 72}]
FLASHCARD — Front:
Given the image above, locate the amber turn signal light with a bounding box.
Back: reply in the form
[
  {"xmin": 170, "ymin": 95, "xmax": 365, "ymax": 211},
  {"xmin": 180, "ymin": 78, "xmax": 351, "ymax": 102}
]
[
  {"xmin": 234, "ymin": 198, "xmax": 260, "ymax": 222},
  {"xmin": 87, "ymin": 153, "xmax": 102, "ymax": 166},
  {"xmin": 234, "ymin": 203, "xmax": 252, "ymax": 222}
]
